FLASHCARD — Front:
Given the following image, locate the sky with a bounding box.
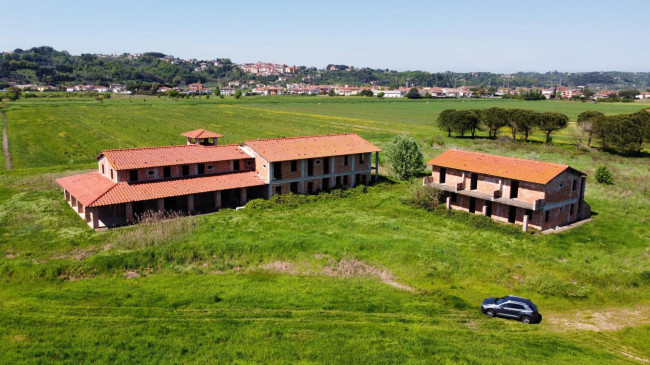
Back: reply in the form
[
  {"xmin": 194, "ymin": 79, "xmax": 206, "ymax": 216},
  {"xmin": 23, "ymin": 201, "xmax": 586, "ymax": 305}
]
[{"xmin": 2, "ymin": 0, "xmax": 649, "ymax": 73}]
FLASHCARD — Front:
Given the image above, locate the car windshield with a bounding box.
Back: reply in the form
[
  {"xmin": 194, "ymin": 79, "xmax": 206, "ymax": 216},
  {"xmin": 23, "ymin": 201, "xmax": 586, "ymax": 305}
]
[{"xmin": 495, "ymin": 297, "xmax": 506, "ymax": 305}]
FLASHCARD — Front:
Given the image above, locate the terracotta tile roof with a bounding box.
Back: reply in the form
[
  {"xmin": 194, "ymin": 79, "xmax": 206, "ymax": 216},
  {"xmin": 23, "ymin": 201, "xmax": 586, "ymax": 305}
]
[
  {"xmin": 56, "ymin": 172, "xmax": 116, "ymax": 206},
  {"xmin": 245, "ymin": 133, "xmax": 381, "ymax": 162},
  {"xmin": 181, "ymin": 129, "xmax": 224, "ymax": 139},
  {"xmin": 99, "ymin": 144, "xmax": 247, "ymax": 170},
  {"xmin": 90, "ymin": 171, "xmax": 265, "ymax": 207},
  {"xmin": 427, "ymin": 150, "xmax": 573, "ymax": 185}
]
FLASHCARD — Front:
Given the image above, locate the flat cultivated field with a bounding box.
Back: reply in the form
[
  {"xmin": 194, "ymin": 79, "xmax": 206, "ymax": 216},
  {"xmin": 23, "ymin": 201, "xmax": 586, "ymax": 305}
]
[{"xmin": 0, "ymin": 96, "xmax": 648, "ymax": 363}]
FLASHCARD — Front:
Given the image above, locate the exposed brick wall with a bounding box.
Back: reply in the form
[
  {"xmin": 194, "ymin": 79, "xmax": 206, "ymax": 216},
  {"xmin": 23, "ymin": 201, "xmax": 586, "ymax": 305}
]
[
  {"xmin": 545, "ymin": 170, "xmax": 581, "ymax": 203},
  {"xmin": 114, "ymin": 158, "xmax": 255, "ymax": 183}
]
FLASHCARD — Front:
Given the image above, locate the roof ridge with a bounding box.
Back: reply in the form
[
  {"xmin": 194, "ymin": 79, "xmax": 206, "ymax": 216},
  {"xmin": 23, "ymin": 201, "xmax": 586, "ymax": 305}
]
[
  {"xmin": 102, "ymin": 144, "xmax": 240, "ymax": 154},
  {"xmin": 447, "ymin": 149, "xmax": 568, "ymax": 167},
  {"xmin": 245, "ymin": 133, "xmax": 357, "ymax": 143}
]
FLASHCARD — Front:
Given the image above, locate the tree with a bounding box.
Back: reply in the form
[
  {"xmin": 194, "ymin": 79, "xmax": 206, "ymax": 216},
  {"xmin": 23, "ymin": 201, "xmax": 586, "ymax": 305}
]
[
  {"xmin": 234, "ymin": 89, "xmax": 242, "ymax": 99},
  {"xmin": 451, "ymin": 110, "xmax": 480, "ymax": 137},
  {"xmin": 480, "ymin": 107, "xmax": 508, "ymax": 138},
  {"xmin": 506, "ymin": 109, "xmax": 524, "ymax": 140},
  {"xmin": 214, "ymin": 87, "xmax": 221, "ymax": 96},
  {"xmin": 538, "ymin": 112, "xmax": 568, "ymax": 143},
  {"xmin": 437, "ymin": 109, "xmax": 456, "ymax": 137},
  {"xmin": 5, "ymin": 86, "xmax": 21, "ymax": 101},
  {"xmin": 327, "ymin": 88, "xmax": 335, "ymax": 97},
  {"xmin": 406, "ymin": 88, "xmax": 421, "ymax": 99},
  {"xmin": 577, "ymin": 111, "xmax": 604, "ymax": 147},
  {"xmin": 360, "ymin": 89, "xmax": 373, "ymax": 97},
  {"xmin": 582, "ymin": 88, "xmax": 595, "ymax": 99},
  {"xmin": 516, "ymin": 109, "xmax": 540, "ymax": 142},
  {"xmin": 377, "ymin": 92, "xmax": 385, "ymax": 98},
  {"xmin": 384, "ymin": 135, "xmax": 425, "ymax": 180},
  {"xmin": 618, "ymin": 89, "xmax": 640, "ymax": 100}
]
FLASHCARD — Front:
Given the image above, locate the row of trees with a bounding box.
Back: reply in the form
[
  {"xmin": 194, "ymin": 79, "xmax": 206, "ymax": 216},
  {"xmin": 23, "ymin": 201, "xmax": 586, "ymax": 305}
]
[
  {"xmin": 577, "ymin": 110, "xmax": 650, "ymax": 154},
  {"xmin": 437, "ymin": 108, "xmax": 568, "ymax": 143}
]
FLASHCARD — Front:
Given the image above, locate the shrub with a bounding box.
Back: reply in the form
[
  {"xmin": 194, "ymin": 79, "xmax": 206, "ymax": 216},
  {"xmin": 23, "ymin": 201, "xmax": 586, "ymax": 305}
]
[
  {"xmin": 595, "ymin": 165, "xmax": 613, "ymax": 184},
  {"xmin": 408, "ymin": 184, "xmax": 443, "ymax": 210},
  {"xmin": 384, "ymin": 135, "xmax": 425, "ymax": 180}
]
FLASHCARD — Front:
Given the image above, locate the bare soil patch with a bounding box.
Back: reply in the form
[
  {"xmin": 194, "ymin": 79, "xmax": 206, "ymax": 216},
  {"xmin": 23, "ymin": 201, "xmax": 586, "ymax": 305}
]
[
  {"xmin": 545, "ymin": 306, "xmax": 650, "ymax": 332},
  {"xmin": 259, "ymin": 258, "xmax": 415, "ymax": 292}
]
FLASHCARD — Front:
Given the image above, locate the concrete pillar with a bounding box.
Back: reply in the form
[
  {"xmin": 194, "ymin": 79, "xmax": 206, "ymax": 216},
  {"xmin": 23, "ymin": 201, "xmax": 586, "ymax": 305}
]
[
  {"xmin": 523, "ymin": 215, "xmax": 529, "ymax": 233},
  {"xmin": 215, "ymin": 191, "xmax": 222, "ymax": 209},
  {"xmin": 126, "ymin": 202, "xmax": 133, "ymax": 222},
  {"xmin": 157, "ymin": 198, "xmax": 164, "ymax": 212},
  {"xmin": 446, "ymin": 196, "xmax": 451, "ymax": 209},
  {"xmin": 482, "ymin": 204, "xmax": 488, "ymax": 215},
  {"xmin": 187, "ymin": 194, "xmax": 194, "ymax": 213},
  {"xmin": 331, "ymin": 156, "xmax": 336, "ymax": 174},
  {"xmin": 90, "ymin": 207, "xmax": 99, "ymax": 229},
  {"xmin": 240, "ymin": 187, "xmax": 247, "ymax": 205},
  {"xmin": 374, "ymin": 152, "xmax": 379, "ymax": 181}
]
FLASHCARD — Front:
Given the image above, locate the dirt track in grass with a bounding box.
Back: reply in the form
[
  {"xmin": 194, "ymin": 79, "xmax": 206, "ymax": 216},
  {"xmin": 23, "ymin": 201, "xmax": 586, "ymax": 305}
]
[{"xmin": 2, "ymin": 111, "xmax": 12, "ymax": 169}]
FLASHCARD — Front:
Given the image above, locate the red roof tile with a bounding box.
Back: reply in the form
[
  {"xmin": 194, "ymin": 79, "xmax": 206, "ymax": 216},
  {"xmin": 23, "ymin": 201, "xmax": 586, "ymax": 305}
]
[
  {"xmin": 427, "ymin": 150, "xmax": 573, "ymax": 185},
  {"xmin": 99, "ymin": 144, "xmax": 247, "ymax": 170},
  {"xmin": 181, "ymin": 129, "xmax": 224, "ymax": 139},
  {"xmin": 245, "ymin": 133, "xmax": 380, "ymax": 162},
  {"xmin": 56, "ymin": 172, "xmax": 116, "ymax": 206},
  {"xmin": 91, "ymin": 171, "xmax": 265, "ymax": 207}
]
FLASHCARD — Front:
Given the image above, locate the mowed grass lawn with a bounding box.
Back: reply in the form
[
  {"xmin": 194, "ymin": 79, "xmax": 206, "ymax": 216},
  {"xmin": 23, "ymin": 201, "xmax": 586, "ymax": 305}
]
[{"xmin": 0, "ymin": 96, "xmax": 649, "ymax": 363}]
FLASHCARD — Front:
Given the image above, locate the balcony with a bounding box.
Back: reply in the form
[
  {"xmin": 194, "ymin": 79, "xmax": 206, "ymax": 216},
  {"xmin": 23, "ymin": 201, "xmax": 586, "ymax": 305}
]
[{"xmin": 424, "ymin": 176, "xmax": 544, "ymax": 210}]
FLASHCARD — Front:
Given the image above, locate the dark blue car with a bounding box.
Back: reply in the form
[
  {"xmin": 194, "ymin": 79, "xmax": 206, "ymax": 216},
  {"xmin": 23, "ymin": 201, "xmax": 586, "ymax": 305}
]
[{"xmin": 481, "ymin": 295, "xmax": 542, "ymax": 324}]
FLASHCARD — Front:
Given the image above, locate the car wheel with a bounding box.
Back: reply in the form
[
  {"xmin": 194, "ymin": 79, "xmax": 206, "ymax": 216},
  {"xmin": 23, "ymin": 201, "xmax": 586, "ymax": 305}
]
[
  {"xmin": 486, "ymin": 309, "xmax": 496, "ymax": 317},
  {"xmin": 521, "ymin": 316, "xmax": 532, "ymax": 324}
]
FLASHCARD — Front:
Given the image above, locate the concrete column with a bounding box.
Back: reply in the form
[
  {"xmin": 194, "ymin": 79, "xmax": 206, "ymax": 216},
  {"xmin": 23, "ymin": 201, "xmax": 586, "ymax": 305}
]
[
  {"xmin": 374, "ymin": 152, "xmax": 379, "ymax": 181},
  {"xmin": 126, "ymin": 202, "xmax": 133, "ymax": 222},
  {"xmin": 90, "ymin": 207, "xmax": 99, "ymax": 229},
  {"xmin": 331, "ymin": 156, "xmax": 336, "ymax": 174},
  {"xmin": 240, "ymin": 187, "xmax": 247, "ymax": 205},
  {"xmin": 446, "ymin": 196, "xmax": 451, "ymax": 209},
  {"xmin": 482, "ymin": 204, "xmax": 488, "ymax": 215},
  {"xmin": 187, "ymin": 194, "xmax": 195, "ymax": 213},
  {"xmin": 522, "ymin": 215, "xmax": 529, "ymax": 232},
  {"xmin": 157, "ymin": 198, "xmax": 164, "ymax": 212},
  {"xmin": 351, "ymin": 154, "xmax": 355, "ymax": 171},
  {"xmin": 215, "ymin": 191, "xmax": 222, "ymax": 209}
]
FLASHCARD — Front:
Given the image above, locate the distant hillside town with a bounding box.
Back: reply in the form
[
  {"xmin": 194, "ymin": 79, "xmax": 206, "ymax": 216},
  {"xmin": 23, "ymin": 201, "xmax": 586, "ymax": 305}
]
[{"xmin": 2, "ymin": 46, "xmax": 650, "ymax": 101}]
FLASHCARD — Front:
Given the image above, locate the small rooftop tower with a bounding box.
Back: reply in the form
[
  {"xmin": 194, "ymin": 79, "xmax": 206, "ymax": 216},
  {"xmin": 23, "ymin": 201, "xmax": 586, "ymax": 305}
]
[{"xmin": 181, "ymin": 129, "xmax": 224, "ymax": 146}]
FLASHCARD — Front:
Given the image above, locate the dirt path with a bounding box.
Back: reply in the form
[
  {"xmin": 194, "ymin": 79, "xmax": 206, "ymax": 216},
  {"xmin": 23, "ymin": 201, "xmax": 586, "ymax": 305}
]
[{"xmin": 2, "ymin": 111, "xmax": 12, "ymax": 169}]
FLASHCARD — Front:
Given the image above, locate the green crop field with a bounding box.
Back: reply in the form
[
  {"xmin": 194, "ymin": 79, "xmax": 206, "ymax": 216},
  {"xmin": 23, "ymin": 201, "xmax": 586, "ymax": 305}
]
[{"xmin": 1, "ymin": 96, "xmax": 649, "ymax": 363}]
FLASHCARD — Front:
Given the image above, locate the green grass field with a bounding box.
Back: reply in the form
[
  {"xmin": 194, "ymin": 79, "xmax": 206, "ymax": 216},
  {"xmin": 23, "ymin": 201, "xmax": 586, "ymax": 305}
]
[{"xmin": 1, "ymin": 96, "xmax": 648, "ymax": 363}]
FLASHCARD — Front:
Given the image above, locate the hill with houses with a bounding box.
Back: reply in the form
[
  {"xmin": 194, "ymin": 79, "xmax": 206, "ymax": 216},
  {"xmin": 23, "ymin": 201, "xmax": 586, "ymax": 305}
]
[{"xmin": 2, "ymin": 46, "xmax": 650, "ymax": 93}]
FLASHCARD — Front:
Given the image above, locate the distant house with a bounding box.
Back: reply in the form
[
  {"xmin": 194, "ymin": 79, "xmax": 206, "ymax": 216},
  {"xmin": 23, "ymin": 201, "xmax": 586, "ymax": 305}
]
[
  {"xmin": 158, "ymin": 87, "xmax": 173, "ymax": 93},
  {"xmin": 228, "ymin": 81, "xmax": 240, "ymax": 88},
  {"xmin": 220, "ymin": 87, "xmax": 236, "ymax": 95},
  {"xmin": 424, "ymin": 150, "xmax": 590, "ymax": 232},
  {"xmin": 110, "ymin": 84, "xmax": 125, "ymax": 93},
  {"xmin": 56, "ymin": 130, "xmax": 380, "ymax": 229},
  {"xmin": 188, "ymin": 83, "xmax": 204, "ymax": 93},
  {"xmin": 95, "ymin": 86, "xmax": 109, "ymax": 93}
]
